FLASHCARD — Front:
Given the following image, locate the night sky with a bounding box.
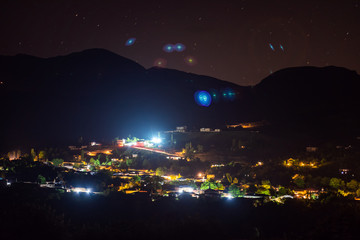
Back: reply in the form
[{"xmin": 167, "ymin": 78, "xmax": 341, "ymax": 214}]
[{"xmin": 1, "ymin": 0, "xmax": 360, "ymax": 85}]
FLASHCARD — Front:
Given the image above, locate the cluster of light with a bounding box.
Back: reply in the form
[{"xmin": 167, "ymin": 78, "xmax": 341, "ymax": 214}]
[
  {"xmin": 194, "ymin": 90, "xmax": 212, "ymax": 107},
  {"xmin": 184, "ymin": 56, "xmax": 197, "ymax": 66},
  {"xmin": 151, "ymin": 137, "xmax": 162, "ymax": 144},
  {"xmin": 178, "ymin": 187, "xmax": 194, "ymax": 193},
  {"xmin": 124, "ymin": 142, "xmax": 136, "ymax": 146},
  {"xmin": 125, "ymin": 38, "xmax": 136, "ymax": 46},
  {"xmin": 153, "ymin": 58, "xmax": 167, "ymax": 68},
  {"xmin": 268, "ymin": 43, "xmax": 285, "ymax": 52},
  {"xmin": 211, "ymin": 164, "xmax": 225, "ymax": 168},
  {"xmin": 73, "ymin": 187, "xmax": 92, "ymax": 194},
  {"xmin": 222, "ymin": 88, "xmax": 236, "ymax": 101},
  {"xmin": 162, "ymin": 43, "xmax": 186, "ymax": 53}
]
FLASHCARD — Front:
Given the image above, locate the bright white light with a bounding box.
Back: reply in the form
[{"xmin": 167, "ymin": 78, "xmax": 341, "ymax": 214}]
[
  {"xmin": 178, "ymin": 187, "xmax": 193, "ymax": 193},
  {"xmin": 124, "ymin": 142, "xmax": 136, "ymax": 146},
  {"xmin": 151, "ymin": 137, "xmax": 162, "ymax": 144},
  {"xmin": 86, "ymin": 189, "xmax": 91, "ymax": 194},
  {"xmin": 76, "ymin": 190, "xmax": 80, "ymax": 194}
]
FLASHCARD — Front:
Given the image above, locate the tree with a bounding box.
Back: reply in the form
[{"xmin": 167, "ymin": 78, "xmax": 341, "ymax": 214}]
[
  {"xmin": 278, "ymin": 186, "xmax": 291, "ymax": 196},
  {"xmin": 329, "ymin": 178, "xmax": 345, "ymax": 190},
  {"xmin": 200, "ymin": 179, "xmax": 219, "ymax": 190},
  {"xmin": 51, "ymin": 158, "xmax": 64, "ymax": 167},
  {"xmin": 346, "ymin": 180, "xmax": 358, "ymax": 191},
  {"xmin": 356, "ymin": 188, "xmax": 360, "ymax": 198},
  {"xmin": 143, "ymin": 176, "xmax": 163, "ymax": 194},
  {"xmin": 30, "ymin": 148, "xmax": 36, "ymax": 161},
  {"xmin": 94, "ymin": 159, "xmax": 100, "ymax": 167},
  {"xmin": 261, "ymin": 180, "xmax": 271, "ymax": 189},
  {"xmin": 294, "ymin": 176, "xmax": 305, "ymax": 188},
  {"xmin": 38, "ymin": 150, "xmax": 46, "ymax": 160},
  {"xmin": 37, "ymin": 174, "xmax": 46, "ymax": 184},
  {"xmin": 156, "ymin": 167, "xmax": 167, "ymax": 176},
  {"xmin": 184, "ymin": 142, "xmax": 195, "ymax": 160},
  {"xmin": 320, "ymin": 177, "xmax": 330, "ymax": 187},
  {"xmin": 126, "ymin": 159, "xmax": 133, "ymax": 167},
  {"xmin": 226, "ymin": 173, "xmax": 233, "ymax": 184},
  {"xmin": 130, "ymin": 175, "xmax": 141, "ymax": 187},
  {"xmin": 229, "ymin": 184, "xmax": 241, "ymax": 197}
]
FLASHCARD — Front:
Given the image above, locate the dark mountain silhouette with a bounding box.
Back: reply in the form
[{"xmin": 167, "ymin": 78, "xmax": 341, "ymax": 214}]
[
  {"xmin": 1, "ymin": 49, "xmax": 359, "ymax": 150},
  {"xmin": 253, "ymin": 66, "xmax": 360, "ymax": 142},
  {"xmin": 0, "ymin": 49, "xmax": 252, "ymax": 149}
]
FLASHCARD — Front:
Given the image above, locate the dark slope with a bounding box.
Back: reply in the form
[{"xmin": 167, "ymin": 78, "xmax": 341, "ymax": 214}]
[
  {"xmin": 0, "ymin": 49, "xmax": 252, "ymax": 149},
  {"xmin": 1, "ymin": 49, "xmax": 359, "ymax": 150},
  {"xmin": 253, "ymin": 66, "xmax": 360, "ymax": 140}
]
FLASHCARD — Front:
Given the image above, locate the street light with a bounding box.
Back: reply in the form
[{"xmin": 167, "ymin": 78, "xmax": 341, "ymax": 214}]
[{"xmin": 152, "ymin": 137, "xmax": 161, "ymax": 144}]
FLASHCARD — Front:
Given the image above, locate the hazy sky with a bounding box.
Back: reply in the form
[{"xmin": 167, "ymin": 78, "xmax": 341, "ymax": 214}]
[{"xmin": 1, "ymin": 0, "xmax": 360, "ymax": 85}]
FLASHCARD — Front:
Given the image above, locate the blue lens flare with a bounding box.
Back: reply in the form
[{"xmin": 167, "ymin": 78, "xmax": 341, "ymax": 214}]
[
  {"xmin": 163, "ymin": 44, "xmax": 174, "ymax": 53},
  {"xmin": 209, "ymin": 89, "xmax": 219, "ymax": 103},
  {"xmin": 269, "ymin": 43, "xmax": 275, "ymax": 51},
  {"xmin": 125, "ymin": 38, "xmax": 136, "ymax": 46},
  {"xmin": 194, "ymin": 90, "xmax": 212, "ymax": 107},
  {"xmin": 174, "ymin": 43, "xmax": 186, "ymax": 52},
  {"xmin": 222, "ymin": 88, "xmax": 236, "ymax": 101}
]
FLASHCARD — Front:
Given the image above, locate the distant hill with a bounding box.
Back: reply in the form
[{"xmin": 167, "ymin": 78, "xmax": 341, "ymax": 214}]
[
  {"xmin": 0, "ymin": 49, "xmax": 252, "ymax": 150},
  {"xmin": 1, "ymin": 49, "xmax": 359, "ymax": 150},
  {"xmin": 253, "ymin": 66, "xmax": 360, "ymax": 141}
]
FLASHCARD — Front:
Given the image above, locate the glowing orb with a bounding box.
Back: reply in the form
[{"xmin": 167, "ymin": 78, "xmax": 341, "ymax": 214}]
[
  {"xmin": 174, "ymin": 43, "xmax": 186, "ymax": 52},
  {"xmin": 194, "ymin": 90, "xmax": 212, "ymax": 107},
  {"xmin": 184, "ymin": 56, "xmax": 197, "ymax": 66},
  {"xmin": 269, "ymin": 43, "xmax": 275, "ymax": 51},
  {"xmin": 209, "ymin": 89, "xmax": 219, "ymax": 103},
  {"xmin": 222, "ymin": 88, "xmax": 236, "ymax": 101},
  {"xmin": 125, "ymin": 38, "xmax": 136, "ymax": 46},
  {"xmin": 153, "ymin": 58, "xmax": 167, "ymax": 68},
  {"xmin": 163, "ymin": 44, "xmax": 174, "ymax": 53},
  {"xmin": 280, "ymin": 44, "xmax": 284, "ymax": 51}
]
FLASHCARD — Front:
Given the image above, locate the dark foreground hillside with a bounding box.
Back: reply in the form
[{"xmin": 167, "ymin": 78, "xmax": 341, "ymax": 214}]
[{"xmin": 1, "ymin": 185, "xmax": 359, "ymax": 240}]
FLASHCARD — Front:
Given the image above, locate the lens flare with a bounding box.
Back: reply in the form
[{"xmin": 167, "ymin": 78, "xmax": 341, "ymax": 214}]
[
  {"xmin": 153, "ymin": 58, "xmax": 167, "ymax": 68},
  {"xmin": 269, "ymin": 43, "xmax": 275, "ymax": 51},
  {"xmin": 222, "ymin": 88, "xmax": 236, "ymax": 101},
  {"xmin": 125, "ymin": 38, "xmax": 136, "ymax": 46},
  {"xmin": 209, "ymin": 89, "xmax": 220, "ymax": 103},
  {"xmin": 174, "ymin": 43, "xmax": 186, "ymax": 52},
  {"xmin": 194, "ymin": 90, "xmax": 212, "ymax": 107},
  {"xmin": 163, "ymin": 44, "xmax": 174, "ymax": 53},
  {"xmin": 184, "ymin": 56, "xmax": 197, "ymax": 66}
]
